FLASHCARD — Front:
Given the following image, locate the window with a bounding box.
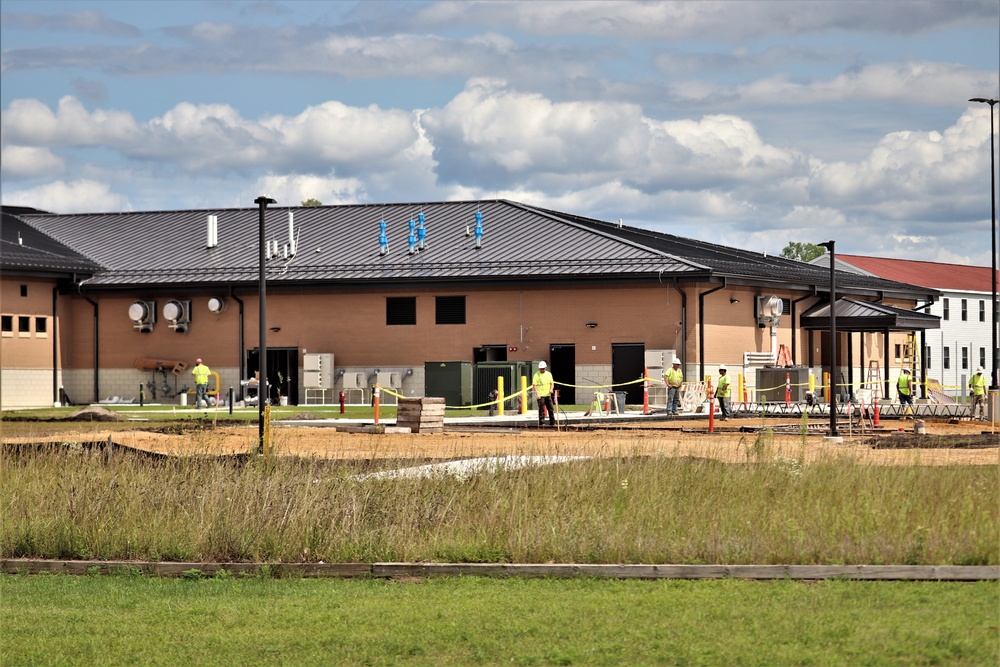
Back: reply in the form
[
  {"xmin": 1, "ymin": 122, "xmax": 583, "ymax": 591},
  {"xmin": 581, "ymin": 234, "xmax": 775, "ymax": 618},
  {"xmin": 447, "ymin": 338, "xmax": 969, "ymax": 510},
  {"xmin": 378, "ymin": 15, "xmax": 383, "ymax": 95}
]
[
  {"xmin": 18, "ymin": 316, "xmax": 30, "ymax": 335},
  {"xmin": 981, "ymin": 347, "xmax": 987, "ymax": 369},
  {"xmin": 942, "ymin": 298, "xmax": 949, "ymax": 320},
  {"xmin": 435, "ymin": 296, "xmax": 466, "ymax": 325},
  {"xmin": 943, "ymin": 347, "xmax": 951, "ymax": 370},
  {"xmin": 35, "ymin": 317, "xmax": 47, "ymax": 337},
  {"xmin": 924, "ymin": 346, "xmax": 931, "ymax": 369},
  {"xmin": 961, "ymin": 299, "xmax": 967, "ymax": 321},
  {"xmin": 20, "ymin": 285, "xmax": 27, "ymax": 297},
  {"xmin": 386, "ymin": 297, "xmax": 416, "ymax": 325},
  {"xmin": 961, "ymin": 347, "xmax": 968, "ymax": 370},
  {"xmin": 893, "ymin": 344, "xmax": 902, "ymax": 362},
  {"xmin": 1, "ymin": 315, "xmax": 12, "ymax": 336},
  {"xmin": 981, "ymin": 300, "xmax": 986, "ymax": 322}
]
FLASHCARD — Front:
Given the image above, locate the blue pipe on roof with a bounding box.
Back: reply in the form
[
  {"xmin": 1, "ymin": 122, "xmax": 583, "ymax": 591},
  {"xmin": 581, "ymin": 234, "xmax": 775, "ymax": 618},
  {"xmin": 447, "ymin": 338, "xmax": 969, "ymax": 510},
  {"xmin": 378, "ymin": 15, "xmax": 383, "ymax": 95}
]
[{"xmin": 417, "ymin": 212, "xmax": 426, "ymax": 250}]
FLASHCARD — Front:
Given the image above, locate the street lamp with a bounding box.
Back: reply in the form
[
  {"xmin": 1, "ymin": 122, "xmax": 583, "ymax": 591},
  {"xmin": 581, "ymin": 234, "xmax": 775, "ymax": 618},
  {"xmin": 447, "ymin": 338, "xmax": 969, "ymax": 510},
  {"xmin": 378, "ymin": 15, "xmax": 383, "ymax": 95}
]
[
  {"xmin": 255, "ymin": 195, "xmax": 276, "ymax": 455},
  {"xmin": 818, "ymin": 240, "xmax": 838, "ymax": 437},
  {"xmin": 969, "ymin": 97, "xmax": 998, "ymax": 390}
]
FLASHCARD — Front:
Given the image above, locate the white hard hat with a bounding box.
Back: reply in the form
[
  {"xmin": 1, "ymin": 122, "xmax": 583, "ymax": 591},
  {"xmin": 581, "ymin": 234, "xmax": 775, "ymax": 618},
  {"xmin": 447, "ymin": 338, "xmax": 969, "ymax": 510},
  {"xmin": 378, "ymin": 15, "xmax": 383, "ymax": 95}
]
[
  {"xmin": 719, "ymin": 364, "xmax": 727, "ymax": 371},
  {"xmin": 196, "ymin": 358, "xmax": 202, "ymax": 363},
  {"xmin": 977, "ymin": 366, "xmax": 984, "ymax": 373},
  {"xmin": 538, "ymin": 361, "xmax": 547, "ymax": 369},
  {"xmin": 672, "ymin": 358, "xmax": 681, "ymax": 365},
  {"xmin": 902, "ymin": 368, "xmax": 910, "ymax": 373}
]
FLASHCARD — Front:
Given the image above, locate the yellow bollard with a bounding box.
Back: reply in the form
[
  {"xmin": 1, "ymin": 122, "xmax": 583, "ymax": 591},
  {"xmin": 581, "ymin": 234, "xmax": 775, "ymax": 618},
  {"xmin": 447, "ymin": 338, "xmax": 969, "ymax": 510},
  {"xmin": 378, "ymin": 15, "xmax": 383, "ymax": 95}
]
[
  {"xmin": 823, "ymin": 372, "xmax": 831, "ymax": 404},
  {"xmin": 809, "ymin": 373, "xmax": 815, "ymax": 393},
  {"xmin": 520, "ymin": 376, "xmax": 528, "ymax": 414},
  {"xmin": 498, "ymin": 375, "xmax": 505, "ymax": 417}
]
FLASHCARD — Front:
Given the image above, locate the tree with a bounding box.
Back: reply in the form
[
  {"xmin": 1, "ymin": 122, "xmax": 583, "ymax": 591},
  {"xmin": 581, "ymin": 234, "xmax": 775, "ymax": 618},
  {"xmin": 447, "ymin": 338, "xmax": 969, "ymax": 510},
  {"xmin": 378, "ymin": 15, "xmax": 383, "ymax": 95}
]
[
  {"xmin": 301, "ymin": 198, "xmax": 322, "ymax": 207},
  {"xmin": 780, "ymin": 241, "xmax": 825, "ymax": 263}
]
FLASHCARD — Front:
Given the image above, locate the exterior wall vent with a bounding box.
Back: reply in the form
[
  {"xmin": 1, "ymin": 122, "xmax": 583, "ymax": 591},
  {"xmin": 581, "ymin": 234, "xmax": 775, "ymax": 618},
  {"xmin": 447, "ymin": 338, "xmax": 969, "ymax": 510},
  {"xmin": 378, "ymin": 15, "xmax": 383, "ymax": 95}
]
[
  {"xmin": 163, "ymin": 299, "xmax": 191, "ymax": 333},
  {"xmin": 128, "ymin": 300, "xmax": 156, "ymax": 332}
]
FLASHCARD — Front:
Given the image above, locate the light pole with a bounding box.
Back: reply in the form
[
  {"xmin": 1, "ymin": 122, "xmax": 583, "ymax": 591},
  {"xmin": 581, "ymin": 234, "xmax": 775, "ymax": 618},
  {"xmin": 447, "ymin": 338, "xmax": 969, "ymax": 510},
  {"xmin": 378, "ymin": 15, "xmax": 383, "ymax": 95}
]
[
  {"xmin": 818, "ymin": 240, "xmax": 837, "ymax": 436},
  {"xmin": 969, "ymin": 97, "xmax": 998, "ymax": 390},
  {"xmin": 255, "ymin": 195, "xmax": 276, "ymax": 455}
]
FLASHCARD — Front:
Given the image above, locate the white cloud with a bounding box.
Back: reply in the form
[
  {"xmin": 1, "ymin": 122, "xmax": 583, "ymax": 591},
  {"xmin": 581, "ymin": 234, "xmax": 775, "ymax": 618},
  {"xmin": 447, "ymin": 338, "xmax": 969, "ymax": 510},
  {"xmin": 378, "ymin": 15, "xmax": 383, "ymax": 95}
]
[
  {"xmin": 251, "ymin": 174, "xmax": 368, "ymax": 206},
  {"xmin": 1, "ymin": 179, "xmax": 128, "ymax": 213},
  {"xmin": 0, "ymin": 145, "xmax": 65, "ymax": 177}
]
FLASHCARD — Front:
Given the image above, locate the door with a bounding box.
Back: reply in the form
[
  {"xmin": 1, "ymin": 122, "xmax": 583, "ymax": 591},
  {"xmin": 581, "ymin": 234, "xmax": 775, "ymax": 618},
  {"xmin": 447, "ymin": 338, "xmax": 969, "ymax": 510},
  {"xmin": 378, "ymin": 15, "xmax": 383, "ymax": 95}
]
[
  {"xmin": 549, "ymin": 344, "xmax": 576, "ymax": 405},
  {"xmin": 246, "ymin": 347, "xmax": 299, "ymax": 405},
  {"xmin": 612, "ymin": 343, "xmax": 645, "ymax": 404}
]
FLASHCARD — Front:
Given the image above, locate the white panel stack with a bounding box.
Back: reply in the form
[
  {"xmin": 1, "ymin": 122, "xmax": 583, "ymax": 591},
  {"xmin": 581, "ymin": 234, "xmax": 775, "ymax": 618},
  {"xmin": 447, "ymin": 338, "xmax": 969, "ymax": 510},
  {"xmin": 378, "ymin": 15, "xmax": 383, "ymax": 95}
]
[
  {"xmin": 644, "ymin": 349, "xmax": 677, "ymax": 372},
  {"xmin": 376, "ymin": 371, "xmax": 392, "ymax": 388},
  {"xmin": 303, "ymin": 353, "xmax": 333, "ymax": 388}
]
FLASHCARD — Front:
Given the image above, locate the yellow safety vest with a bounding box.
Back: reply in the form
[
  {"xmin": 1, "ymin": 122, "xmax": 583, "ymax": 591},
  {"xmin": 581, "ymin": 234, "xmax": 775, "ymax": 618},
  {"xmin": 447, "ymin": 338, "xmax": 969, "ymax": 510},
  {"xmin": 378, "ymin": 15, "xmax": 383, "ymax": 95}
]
[
  {"xmin": 716, "ymin": 374, "xmax": 730, "ymax": 398},
  {"xmin": 897, "ymin": 374, "xmax": 911, "ymax": 396},
  {"xmin": 970, "ymin": 373, "xmax": 987, "ymax": 396},
  {"xmin": 192, "ymin": 363, "xmax": 211, "ymax": 385},
  {"xmin": 532, "ymin": 370, "xmax": 554, "ymax": 397},
  {"xmin": 666, "ymin": 367, "xmax": 683, "ymax": 387}
]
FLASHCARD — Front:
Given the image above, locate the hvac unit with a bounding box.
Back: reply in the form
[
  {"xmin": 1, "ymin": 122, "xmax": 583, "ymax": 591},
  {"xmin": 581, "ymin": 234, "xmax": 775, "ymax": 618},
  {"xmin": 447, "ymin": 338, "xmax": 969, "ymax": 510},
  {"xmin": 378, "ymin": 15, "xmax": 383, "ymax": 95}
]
[
  {"xmin": 376, "ymin": 371, "xmax": 392, "ymax": 389},
  {"xmin": 389, "ymin": 372, "xmax": 402, "ymax": 388},
  {"xmin": 162, "ymin": 300, "xmax": 191, "ymax": 332},
  {"xmin": 756, "ymin": 295, "xmax": 785, "ymax": 328},
  {"xmin": 303, "ymin": 353, "xmax": 333, "ymax": 388},
  {"xmin": 128, "ymin": 300, "xmax": 156, "ymax": 332},
  {"xmin": 339, "ymin": 372, "xmax": 365, "ymax": 389},
  {"xmin": 644, "ymin": 349, "xmax": 677, "ymax": 371}
]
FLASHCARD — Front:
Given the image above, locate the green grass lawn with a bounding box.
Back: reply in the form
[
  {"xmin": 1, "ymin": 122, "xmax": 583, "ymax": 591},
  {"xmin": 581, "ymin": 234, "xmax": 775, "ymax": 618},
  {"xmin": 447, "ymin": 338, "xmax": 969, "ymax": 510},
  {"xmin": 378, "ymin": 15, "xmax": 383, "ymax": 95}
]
[{"xmin": 2, "ymin": 574, "xmax": 996, "ymax": 666}]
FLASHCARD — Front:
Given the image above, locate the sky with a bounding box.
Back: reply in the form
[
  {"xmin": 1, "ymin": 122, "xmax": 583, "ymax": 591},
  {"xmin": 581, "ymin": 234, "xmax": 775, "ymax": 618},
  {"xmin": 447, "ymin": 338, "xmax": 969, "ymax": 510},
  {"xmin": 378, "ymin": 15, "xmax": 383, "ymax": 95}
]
[{"xmin": 1, "ymin": 0, "xmax": 998, "ymax": 265}]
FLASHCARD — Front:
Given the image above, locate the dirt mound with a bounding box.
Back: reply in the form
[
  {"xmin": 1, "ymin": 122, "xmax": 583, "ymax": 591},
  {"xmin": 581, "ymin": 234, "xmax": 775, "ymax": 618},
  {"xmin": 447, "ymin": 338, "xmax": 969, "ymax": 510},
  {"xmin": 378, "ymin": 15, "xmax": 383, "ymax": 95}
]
[
  {"xmin": 64, "ymin": 406, "xmax": 126, "ymax": 422},
  {"xmin": 286, "ymin": 412, "xmax": 327, "ymax": 421}
]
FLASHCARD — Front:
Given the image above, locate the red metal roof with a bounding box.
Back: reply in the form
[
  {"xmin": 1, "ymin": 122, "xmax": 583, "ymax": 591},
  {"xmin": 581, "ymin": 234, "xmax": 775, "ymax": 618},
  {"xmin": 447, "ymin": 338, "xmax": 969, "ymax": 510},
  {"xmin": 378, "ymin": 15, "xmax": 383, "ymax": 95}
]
[{"xmin": 837, "ymin": 254, "xmax": 998, "ymax": 292}]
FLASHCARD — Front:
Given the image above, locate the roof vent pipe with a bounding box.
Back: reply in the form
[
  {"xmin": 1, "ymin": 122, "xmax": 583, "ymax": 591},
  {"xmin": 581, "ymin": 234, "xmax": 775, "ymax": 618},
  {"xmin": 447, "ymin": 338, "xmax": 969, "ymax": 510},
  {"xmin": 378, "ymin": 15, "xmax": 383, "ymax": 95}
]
[
  {"xmin": 474, "ymin": 210, "xmax": 483, "ymax": 249},
  {"xmin": 379, "ymin": 220, "xmax": 389, "ymax": 256},
  {"xmin": 206, "ymin": 214, "xmax": 218, "ymax": 248},
  {"xmin": 408, "ymin": 219, "xmax": 417, "ymax": 255},
  {"xmin": 417, "ymin": 212, "xmax": 426, "ymax": 250},
  {"xmin": 287, "ymin": 211, "xmax": 296, "ymax": 257}
]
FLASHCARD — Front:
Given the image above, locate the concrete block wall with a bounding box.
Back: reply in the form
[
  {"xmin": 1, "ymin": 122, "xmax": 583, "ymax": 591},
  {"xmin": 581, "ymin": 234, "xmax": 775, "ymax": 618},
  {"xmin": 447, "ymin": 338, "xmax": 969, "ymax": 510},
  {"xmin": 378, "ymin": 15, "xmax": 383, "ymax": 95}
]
[{"xmin": 0, "ymin": 368, "xmax": 59, "ymax": 409}]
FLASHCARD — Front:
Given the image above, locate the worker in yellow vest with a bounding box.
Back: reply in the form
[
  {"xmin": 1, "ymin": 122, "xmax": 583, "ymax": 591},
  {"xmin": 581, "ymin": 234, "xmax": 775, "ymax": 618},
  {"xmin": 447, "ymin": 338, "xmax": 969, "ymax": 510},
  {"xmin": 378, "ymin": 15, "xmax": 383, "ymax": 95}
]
[
  {"xmin": 532, "ymin": 361, "xmax": 556, "ymax": 427},
  {"xmin": 664, "ymin": 358, "xmax": 683, "ymax": 416},
  {"xmin": 897, "ymin": 368, "xmax": 913, "ymax": 418},
  {"xmin": 191, "ymin": 358, "xmax": 211, "ymax": 408},
  {"xmin": 970, "ymin": 366, "xmax": 988, "ymax": 421},
  {"xmin": 716, "ymin": 365, "xmax": 731, "ymax": 420}
]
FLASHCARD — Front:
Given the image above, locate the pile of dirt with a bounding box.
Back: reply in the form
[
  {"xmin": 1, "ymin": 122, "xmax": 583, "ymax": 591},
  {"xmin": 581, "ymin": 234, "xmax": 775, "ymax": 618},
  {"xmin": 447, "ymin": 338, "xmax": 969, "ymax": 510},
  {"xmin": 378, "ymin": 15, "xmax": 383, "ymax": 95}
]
[
  {"xmin": 868, "ymin": 433, "xmax": 999, "ymax": 449},
  {"xmin": 63, "ymin": 406, "xmax": 126, "ymax": 422}
]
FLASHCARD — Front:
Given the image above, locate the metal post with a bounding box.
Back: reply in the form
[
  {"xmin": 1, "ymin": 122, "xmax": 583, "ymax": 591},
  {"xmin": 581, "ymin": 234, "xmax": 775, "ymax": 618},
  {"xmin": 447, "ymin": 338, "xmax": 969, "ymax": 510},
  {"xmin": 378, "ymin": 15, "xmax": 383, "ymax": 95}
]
[
  {"xmin": 970, "ymin": 98, "xmax": 998, "ymax": 389},
  {"xmin": 819, "ymin": 241, "xmax": 838, "ymax": 436},
  {"xmin": 255, "ymin": 195, "xmax": 276, "ymax": 455}
]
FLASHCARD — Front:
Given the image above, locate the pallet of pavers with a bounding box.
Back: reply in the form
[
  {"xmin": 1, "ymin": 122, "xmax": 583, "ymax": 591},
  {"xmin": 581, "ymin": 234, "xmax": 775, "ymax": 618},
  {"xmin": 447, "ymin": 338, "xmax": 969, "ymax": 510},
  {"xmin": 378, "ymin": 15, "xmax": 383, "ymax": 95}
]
[{"xmin": 396, "ymin": 397, "xmax": 446, "ymax": 433}]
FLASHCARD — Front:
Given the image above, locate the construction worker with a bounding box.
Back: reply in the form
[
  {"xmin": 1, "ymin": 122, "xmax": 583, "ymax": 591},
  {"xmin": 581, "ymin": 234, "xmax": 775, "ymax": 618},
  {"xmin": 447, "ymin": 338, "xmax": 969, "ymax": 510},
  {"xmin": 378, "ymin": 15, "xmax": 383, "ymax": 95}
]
[
  {"xmin": 532, "ymin": 361, "xmax": 556, "ymax": 427},
  {"xmin": 191, "ymin": 358, "xmax": 211, "ymax": 408},
  {"xmin": 665, "ymin": 358, "xmax": 683, "ymax": 415},
  {"xmin": 716, "ymin": 365, "xmax": 731, "ymax": 420},
  {"xmin": 970, "ymin": 366, "xmax": 988, "ymax": 421},
  {"xmin": 897, "ymin": 368, "xmax": 913, "ymax": 418}
]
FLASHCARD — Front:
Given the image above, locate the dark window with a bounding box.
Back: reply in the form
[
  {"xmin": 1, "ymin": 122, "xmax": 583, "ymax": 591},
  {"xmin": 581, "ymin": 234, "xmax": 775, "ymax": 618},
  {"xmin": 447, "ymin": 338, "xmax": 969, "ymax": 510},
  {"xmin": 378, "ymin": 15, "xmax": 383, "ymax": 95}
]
[
  {"xmin": 35, "ymin": 317, "xmax": 47, "ymax": 334},
  {"xmin": 893, "ymin": 344, "xmax": 901, "ymax": 361},
  {"xmin": 980, "ymin": 300, "xmax": 986, "ymax": 322},
  {"xmin": 436, "ymin": 296, "xmax": 466, "ymax": 325},
  {"xmin": 386, "ymin": 297, "xmax": 416, "ymax": 325},
  {"xmin": 924, "ymin": 346, "xmax": 931, "ymax": 369},
  {"xmin": 20, "ymin": 285, "xmax": 27, "ymax": 297},
  {"xmin": 961, "ymin": 347, "xmax": 968, "ymax": 370},
  {"xmin": 1, "ymin": 315, "xmax": 11, "ymax": 333},
  {"xmin": 18, "ymin": 316, "xmax": 30, "ymax": 333},
  {"xmin": 942, "ymin": 298, "xmax": 949, "ymax": 320},
  {"xmin": 961, "ymin": 299, "xmax": 967, "ymax": 321},
  {"xmin": 980, "ymin": 347, "xmax": 987, "ymax": 368},
  {"xmin": 943, "ymin": 347, "xmax": 951, "ymax": 370}
]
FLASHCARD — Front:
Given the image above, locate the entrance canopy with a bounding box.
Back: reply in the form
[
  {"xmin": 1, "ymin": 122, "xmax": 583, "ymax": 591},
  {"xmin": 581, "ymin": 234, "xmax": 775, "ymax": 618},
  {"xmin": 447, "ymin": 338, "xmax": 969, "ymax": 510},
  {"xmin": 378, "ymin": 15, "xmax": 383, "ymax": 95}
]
[{"xmin": 800, "ymin": 298, "xmax": 940, "ymax": 332}]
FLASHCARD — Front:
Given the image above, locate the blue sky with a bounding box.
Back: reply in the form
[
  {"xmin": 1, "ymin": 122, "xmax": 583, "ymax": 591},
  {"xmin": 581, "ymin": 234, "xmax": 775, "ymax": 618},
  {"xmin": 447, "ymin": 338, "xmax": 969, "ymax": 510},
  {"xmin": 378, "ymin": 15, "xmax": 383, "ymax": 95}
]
[{"xmin": 1, "ymin": 0, "xmax": 998, "ymax": 264}]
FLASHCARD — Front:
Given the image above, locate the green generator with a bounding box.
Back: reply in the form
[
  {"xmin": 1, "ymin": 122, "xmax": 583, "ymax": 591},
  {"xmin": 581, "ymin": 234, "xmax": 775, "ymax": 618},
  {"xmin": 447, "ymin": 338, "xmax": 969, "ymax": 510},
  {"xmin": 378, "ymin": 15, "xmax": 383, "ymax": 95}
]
[{"xmin": 424, "ymin": 361, "xmax": 474, "ymax": 407}]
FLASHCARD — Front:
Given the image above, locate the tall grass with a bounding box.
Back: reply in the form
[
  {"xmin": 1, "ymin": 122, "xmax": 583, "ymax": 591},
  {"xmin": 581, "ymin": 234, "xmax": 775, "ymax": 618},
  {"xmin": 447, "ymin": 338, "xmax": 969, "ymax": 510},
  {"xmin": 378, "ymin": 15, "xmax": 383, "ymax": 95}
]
[{"xmin": 2, "ymin": 440, "xmax": 996, "ymax": 565}]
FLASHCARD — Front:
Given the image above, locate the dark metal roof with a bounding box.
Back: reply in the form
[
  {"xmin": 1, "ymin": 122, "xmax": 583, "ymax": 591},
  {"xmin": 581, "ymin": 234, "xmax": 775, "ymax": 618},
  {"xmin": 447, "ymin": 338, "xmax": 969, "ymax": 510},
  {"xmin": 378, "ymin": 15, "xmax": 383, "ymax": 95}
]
[
  {"xmin": 7, "ymin": 199, "xmax": 938, "ymax": 299},
  {"xmin": 529, "ymin": 205, "xmax": 937, "ymax": 298},
  {"xmin": 800, "ymin": 298, "xmax": 941, "ymax": 332},
  {"xmin": 12, "ymin": 200, "xmax": 705, "ymax": 288},
  {"xmin": 1, "ymin": 211, "xmax": 101, "ymax": 276}
]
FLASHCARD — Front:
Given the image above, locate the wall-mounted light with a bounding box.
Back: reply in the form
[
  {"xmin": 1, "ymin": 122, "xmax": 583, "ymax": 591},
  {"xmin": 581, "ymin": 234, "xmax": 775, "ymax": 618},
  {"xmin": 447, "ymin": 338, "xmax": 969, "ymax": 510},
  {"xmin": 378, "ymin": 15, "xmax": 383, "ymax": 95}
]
[
  {"xmin": 269, "ymin": 326, "xmax": 281, "ymax": 332},
  {"xmin": 586, "ymin": 322, "xmax": 598, "ymax": 328},
  {"xmin": 730, "ymin": 298, "xmax": 740, "ymax": 304}
]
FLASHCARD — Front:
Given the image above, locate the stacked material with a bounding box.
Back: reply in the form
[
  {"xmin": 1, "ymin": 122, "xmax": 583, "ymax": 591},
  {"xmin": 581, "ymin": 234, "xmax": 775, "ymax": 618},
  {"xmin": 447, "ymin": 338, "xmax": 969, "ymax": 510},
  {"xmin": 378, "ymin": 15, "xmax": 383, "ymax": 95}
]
[{"xmin": 396, "ymin": 397, "xmax": 445, "ymax": 433}]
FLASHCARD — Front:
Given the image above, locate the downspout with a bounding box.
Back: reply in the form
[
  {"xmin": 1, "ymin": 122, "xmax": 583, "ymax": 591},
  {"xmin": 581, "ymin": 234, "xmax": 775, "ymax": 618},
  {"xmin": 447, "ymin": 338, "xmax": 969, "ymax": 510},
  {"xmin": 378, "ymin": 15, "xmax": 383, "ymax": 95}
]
[
  {"xmin": 672, "ymin": 280, "xmax": 687, "ymax": 373},
  {"xmin": 78, "ymin": 280, "xmax": 99, "ymax": 403},
  {"xmin": 52, "ymin": 287, "xmax": 59, "ymax": 405},
  {"xmin": 230, "ymin": 287, "xmax": 245, "ymax": 399},
  {"xmin": 698, "ymin": 282, "xmax": 726, "ymax": 381}
]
